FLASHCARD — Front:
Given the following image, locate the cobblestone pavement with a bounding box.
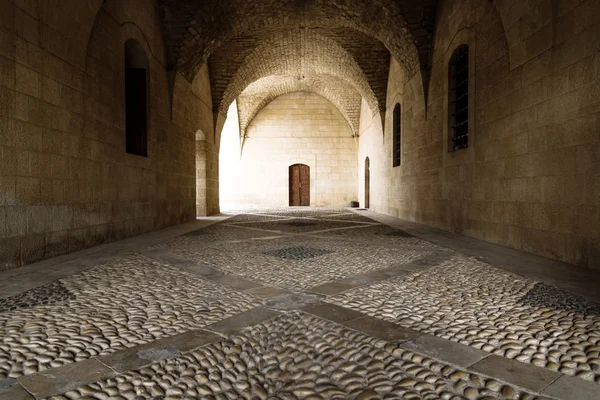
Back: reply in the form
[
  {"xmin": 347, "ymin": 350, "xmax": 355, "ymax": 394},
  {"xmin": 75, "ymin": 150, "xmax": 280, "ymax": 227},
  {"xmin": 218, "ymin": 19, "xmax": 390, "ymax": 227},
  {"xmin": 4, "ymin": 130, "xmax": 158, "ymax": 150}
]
[
  {"xmin": 48, "ymin": 313, "xmax": 543, "ymax": 400},
  {"xmin": 163, "ymin": 235, "xmax": 429, "ymax": 291},
  {"xmin": 327, "ymin": 255, "xmax": 600, "ymax": 384},
  {"xmin": 1, "ymin": 208, "xmax": 598, "ymax": 399},
  {"xmin": 0, "ymin": 255, "xmax": 261, "ymax": 380}
]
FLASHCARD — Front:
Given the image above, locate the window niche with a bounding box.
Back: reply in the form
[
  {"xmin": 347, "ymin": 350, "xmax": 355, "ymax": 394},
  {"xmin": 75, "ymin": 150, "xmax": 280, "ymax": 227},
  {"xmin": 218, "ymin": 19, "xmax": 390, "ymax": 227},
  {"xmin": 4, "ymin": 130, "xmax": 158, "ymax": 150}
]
[
  {"xmin": 392, "ymin": 103, "xmax": 401, "ymax": 167},
  {"xmin": 124, "ymin": 39, "xmax": 149, "ymax": 157},
  {"xmin": 448, "ymin": 44, "xmax": 469, "ymax": 152}
]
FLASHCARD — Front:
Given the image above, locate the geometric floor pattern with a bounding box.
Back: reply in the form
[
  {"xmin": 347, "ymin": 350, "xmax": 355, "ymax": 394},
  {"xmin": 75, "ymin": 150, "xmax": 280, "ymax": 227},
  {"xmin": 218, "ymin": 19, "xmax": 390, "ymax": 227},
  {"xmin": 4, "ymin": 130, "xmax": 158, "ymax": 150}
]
[
  {"xmin": 0, "ymin": 255, "xmax": 261, "ymax": 380},
  {"xmin": 51, "ymin": 313, "xmax": 544, "ymax": 400},
  {"xmin": 164, "ymin": 235, "xmax": 430, "ymax": 291},
  {"xmin": 0, "ymin": 208, "xmax": 598, "ymax": 399},
  {"xmin": 328, "ymin": 254, "xmax": 600, "ymax": 382}
]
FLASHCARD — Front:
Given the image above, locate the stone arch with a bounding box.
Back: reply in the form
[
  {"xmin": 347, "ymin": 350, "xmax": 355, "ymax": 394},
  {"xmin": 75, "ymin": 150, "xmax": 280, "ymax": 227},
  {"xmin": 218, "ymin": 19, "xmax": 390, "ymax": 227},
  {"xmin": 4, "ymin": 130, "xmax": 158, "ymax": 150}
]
[
  {"xmin": 240, "ymin": 89, "xmax": 357, "ymax": 156},
  {"xmin": 492, "ymin": 0, "xmax": 554, "ymax": 68},
  {"xmin": 38, "ymin": 0, "xmax": 105, "ymax": 69},
  {"xmin": 220, "ymin": 30, "xmax": 379, "ymax": 117},
  {"xmin": 85, "ymin": 3, "xmax": 172, "ymax": 159},
  {"xmin": 237, "ymin": 75, "xmax": 362, "ymax": 139},
  {"xmin": 162, "ymin": 0, "xmax": 433, "ymax": 81}
]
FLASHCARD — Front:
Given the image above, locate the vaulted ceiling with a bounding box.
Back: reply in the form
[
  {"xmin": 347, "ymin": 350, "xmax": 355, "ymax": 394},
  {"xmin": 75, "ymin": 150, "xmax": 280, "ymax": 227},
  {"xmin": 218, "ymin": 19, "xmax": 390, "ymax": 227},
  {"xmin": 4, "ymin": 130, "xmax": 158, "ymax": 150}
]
[
  {"xmin": 158, "ymin": 0, "xmax": 438, "ymax": 137},
  {"xmin": 238, "ymin": 75, "xmax": 362, "ymax": 138}
]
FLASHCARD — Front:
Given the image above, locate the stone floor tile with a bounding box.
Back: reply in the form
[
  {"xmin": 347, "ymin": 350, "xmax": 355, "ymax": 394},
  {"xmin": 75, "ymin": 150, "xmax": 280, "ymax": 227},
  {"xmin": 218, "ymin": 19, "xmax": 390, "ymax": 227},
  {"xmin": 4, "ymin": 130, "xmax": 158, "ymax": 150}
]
[
  {"xmin": 207, "ymin": 307, "xmax": 281, "ymax": 335},
  {"xmin": 49, "ymin": 312, "xmax": 542, "ymax": 400},
  {"xmin": 326, "ymin": 253, "xmax": 600, "ymax": 384},
  {"xmin": 167, "ymin": 234, "xmax": 427, "ymax": 291},
  {"xmin": 0, "ymin": 255, "xmax": 260, "ymax": 380},
  {"xmin": 334, "ymin": 272, "xmax": 389, "ymax": 287},
  {"xmin": 2, "ymin": 207, "xmax": 599, "ymax": 399},
  {"xmin": 207, "ymin": 273, "xmax": 263, "ymax": 290},
  {"xmin": 146, "ymin": 250, "xmax": 222, "ymax": 277},
  {"xmin": 0, "ymin": 217, "xmax": 227, "ymax": 299},
  {"xmin": 243, "ymin": 286, "xmax": 291, "ymax": 298},
  {"xmin": 469, "ymin": 355, "xmax": 561, "ymax": 392},
  {"xmin": 18, "ymin": 359, "xmax": 114, "ymax": 399},
  {"xmin": 542, "ymin": 374, "xmax": 600, "ymax": 400},
  {"xmin": 98, "ymin": 329, "xmax": 221, "ymax": 373},
  {"xmin": 0, "ymin": 382, "xmax": 33, "ymax": 400},
  {"xmin": 226, "ymin": 218, "xmax": 363, "ymax": 234},
  {"xmin": 364, "ymin": 210, "xmax": 600, "ymax": 302},
  {"xmin": 301, "ymin": 302, "xmax": 365, "ymax": 323},
  {"xmin": 400, "ymin": 334, "xmax": 489, "ymax": 368},
  {"xmin": 308, "ymin": 281, "xmax": 357, "ymax": 295},
  {"xmin": 0, "ymin": 378, "xmax": 16, "ymax": 391},
  {"xmin": 342, "ymin": 316, "xmax": 423, "ymax": 342},
  {"xmin": 263, "ymin": 292, "xmax": 323, "ymax": 311},
  {"xmin": 362, "ymin": 267, "xmax": 412, "ymax": 279}
]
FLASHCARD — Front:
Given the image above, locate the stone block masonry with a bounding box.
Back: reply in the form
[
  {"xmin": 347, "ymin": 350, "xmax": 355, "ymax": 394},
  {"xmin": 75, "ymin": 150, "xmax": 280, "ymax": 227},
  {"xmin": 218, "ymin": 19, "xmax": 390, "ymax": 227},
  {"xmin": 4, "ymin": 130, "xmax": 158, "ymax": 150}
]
[
  {"xmin": 221, "ymin": 92, "xmax": 358, "ymax": 209},
  {"xmin": 0, "ymin": 0, "xmax": 198, "ymax": 270},
  {"xmin": 361, "ymin": 0, "xmax": 600, "ymax": 269}
]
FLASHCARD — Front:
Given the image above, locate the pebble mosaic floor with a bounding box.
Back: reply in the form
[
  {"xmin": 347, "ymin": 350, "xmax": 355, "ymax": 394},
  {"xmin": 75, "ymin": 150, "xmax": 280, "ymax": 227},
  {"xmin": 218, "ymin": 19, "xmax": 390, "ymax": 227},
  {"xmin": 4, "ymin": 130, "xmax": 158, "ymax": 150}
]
[
  {"xmin": 327, "ymin": 255, "xmax": 600, "ymax": 383},
  {"xmin": 163, "ymin": 235, "xmax": 430, "ymax": 291},
  {"xmin": 47, "ymin": 313, "xmax": 543, "ymax": 400},
  {"xmin": 1, "ymin": 208, "xmax": 599, "ymax": 400},
  {"xmin": 0, "ymin": 255, "xmax": 261, "ymax": 380}
]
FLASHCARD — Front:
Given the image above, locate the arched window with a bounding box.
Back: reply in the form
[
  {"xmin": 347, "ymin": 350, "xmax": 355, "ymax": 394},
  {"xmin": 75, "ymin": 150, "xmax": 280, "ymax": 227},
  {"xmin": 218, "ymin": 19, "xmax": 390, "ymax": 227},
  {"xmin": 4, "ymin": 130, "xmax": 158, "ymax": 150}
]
[
  {"xmin": 124, "ymin": 39, "xmax": 149, "ymax": 157},
  {"xmin": 392, "ymin": 103, "xmax": 401, "ymax": 167},
  {"xmin": 448, "ymin": 44, "xmax": 469, "ymax": 151}
]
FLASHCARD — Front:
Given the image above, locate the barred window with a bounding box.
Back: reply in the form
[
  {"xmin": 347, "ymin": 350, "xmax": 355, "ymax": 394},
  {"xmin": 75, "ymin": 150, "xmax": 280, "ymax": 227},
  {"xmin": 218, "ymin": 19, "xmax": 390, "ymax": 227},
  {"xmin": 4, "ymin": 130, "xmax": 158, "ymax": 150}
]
[
  {"xmin": 125, "ymin": 39, "xmax": 149, "ymax": 157},
  {"xmin": 448, "ymin": 45, "xmax": 469, "ymax": 151},
  {"xmin": 392, "ymin": 103, "xmax": 401, "ymax": 167}
]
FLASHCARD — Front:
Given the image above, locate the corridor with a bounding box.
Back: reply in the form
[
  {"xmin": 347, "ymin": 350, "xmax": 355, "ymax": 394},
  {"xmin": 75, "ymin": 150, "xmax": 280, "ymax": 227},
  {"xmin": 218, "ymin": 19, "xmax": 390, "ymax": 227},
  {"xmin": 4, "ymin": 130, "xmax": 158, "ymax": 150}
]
[{"xmin": 0, "ymin": 209, "xmax": 598, "ymax": 399}]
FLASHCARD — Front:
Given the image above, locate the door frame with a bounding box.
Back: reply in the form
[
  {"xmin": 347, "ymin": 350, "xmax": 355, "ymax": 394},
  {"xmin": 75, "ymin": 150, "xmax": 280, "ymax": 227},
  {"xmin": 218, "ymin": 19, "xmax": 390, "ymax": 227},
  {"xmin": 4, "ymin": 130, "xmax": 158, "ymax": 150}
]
[{"xmin": 364, "ymin": 157, "xmax": 370, "ymax": 209}]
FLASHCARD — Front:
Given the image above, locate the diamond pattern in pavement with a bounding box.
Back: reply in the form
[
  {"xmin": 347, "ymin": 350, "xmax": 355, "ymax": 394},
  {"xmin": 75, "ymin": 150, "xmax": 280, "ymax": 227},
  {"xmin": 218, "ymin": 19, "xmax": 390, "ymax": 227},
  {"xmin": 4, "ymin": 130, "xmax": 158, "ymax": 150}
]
[{"xmin": 0, "ymin": 207, "xmax": 598, "ymax": 400}]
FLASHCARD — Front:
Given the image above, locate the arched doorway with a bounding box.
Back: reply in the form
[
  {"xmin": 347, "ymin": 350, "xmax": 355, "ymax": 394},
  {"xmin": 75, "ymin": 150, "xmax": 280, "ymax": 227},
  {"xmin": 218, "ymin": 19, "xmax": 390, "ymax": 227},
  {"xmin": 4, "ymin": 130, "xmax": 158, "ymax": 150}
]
[
  {"xmin": 364, "ymin": 157, "xmax": 370, "ymax": 209},
  {"xmin": 289, "ymin": 164, "xmax": 310, "ymax": 206}
]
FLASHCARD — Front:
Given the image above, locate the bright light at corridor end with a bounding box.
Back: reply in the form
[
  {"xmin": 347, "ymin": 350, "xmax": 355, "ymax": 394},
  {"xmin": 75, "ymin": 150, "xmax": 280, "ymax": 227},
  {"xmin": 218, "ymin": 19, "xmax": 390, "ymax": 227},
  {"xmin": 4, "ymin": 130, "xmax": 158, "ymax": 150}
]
[{"xmin": 219, "ymin": 101, "xmax": 243, "ymax": 211}]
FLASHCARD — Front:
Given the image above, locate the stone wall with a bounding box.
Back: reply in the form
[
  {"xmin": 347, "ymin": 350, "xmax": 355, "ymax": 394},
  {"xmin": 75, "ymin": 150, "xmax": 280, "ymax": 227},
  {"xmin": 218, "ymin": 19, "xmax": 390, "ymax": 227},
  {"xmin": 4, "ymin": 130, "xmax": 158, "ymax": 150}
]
[
  {"xmin": 185, "ymin": 64, "xmax": 219, "ymax": 217},
  {"xmin": 361, "ymin": 0, "xmax": 600, "ymax": 268},
  {"xmin": 223, "ymin": 92, "xmax": 358, "ymax": 208},
  {"xmin": 0, "ymin": 0, "xmax": 197, "ymax": 270}
]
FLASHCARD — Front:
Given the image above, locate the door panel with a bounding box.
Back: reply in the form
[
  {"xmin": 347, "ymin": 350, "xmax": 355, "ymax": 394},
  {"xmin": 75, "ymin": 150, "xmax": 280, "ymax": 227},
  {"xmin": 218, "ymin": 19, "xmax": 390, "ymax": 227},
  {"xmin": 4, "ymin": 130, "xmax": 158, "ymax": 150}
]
[
  {"xmin": 289, "ymin": 165, "xmax": 300, "ymax": 206},
  {"xmin": 289, "ymin": 164, "xmax": 310, "ymax": 206},
  {"xmin": 299, "ymin": 164, "xmax": 310, "ymax": 206}
]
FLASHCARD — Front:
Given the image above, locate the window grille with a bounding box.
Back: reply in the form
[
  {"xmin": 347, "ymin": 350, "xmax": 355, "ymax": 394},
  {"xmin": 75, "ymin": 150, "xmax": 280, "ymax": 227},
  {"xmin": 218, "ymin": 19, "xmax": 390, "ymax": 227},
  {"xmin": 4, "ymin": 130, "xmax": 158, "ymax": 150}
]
[
  {"xmin": 393, "ymin": 103, "xmax": 401, "ymax": 167},
  {"xmin": 125, "ymin": 39, "xmax": 149, "ymax": 157},
  {"xmin": 448, "ymin": 45, "xmax": 469, "ymax": 151}
]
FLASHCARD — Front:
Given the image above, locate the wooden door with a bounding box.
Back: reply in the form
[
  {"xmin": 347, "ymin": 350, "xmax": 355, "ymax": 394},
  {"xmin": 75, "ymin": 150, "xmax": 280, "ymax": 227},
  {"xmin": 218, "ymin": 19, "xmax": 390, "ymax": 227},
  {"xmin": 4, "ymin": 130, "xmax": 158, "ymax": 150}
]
[
  {"xmin": 289, "ymin": 164, "xmax": 310, "ymax": 206},
  {"xmin": 365, "ymin": 157, "xmax": 370, "ymax": 208}
]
